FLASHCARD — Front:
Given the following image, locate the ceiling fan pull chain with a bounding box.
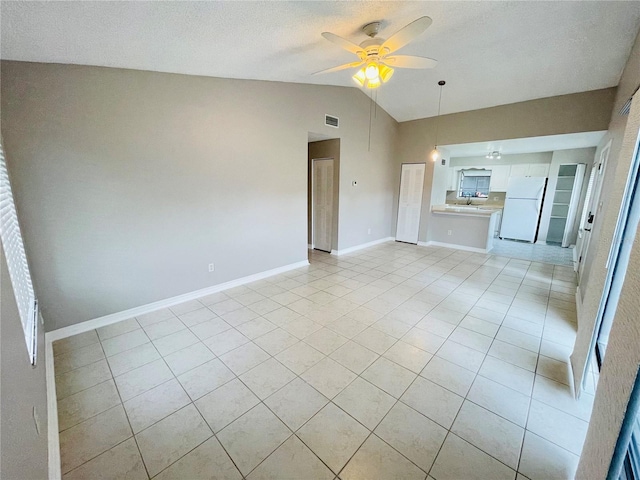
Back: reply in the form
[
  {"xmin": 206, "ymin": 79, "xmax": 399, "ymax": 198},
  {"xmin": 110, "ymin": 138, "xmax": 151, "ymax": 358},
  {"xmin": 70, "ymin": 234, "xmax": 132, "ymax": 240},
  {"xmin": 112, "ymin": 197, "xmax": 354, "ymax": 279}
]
[
  {"xmin": 369, "ymin": 90, "xmax": 373, "ymax": 152},
  {"xmin": 375, "ymin": 89, "xmax": 378, "ymax": 119}
]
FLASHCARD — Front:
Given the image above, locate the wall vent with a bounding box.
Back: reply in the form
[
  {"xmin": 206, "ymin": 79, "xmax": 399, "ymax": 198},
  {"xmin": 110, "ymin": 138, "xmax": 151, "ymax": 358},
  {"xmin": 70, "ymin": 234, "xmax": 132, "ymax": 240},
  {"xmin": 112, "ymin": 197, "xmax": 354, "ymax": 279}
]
[
  {"xmin": 325, "ymin": 114, "xmax": 339, "ymax": 128},
  {"xmin": 619, "ymin": 84, "xmax": 640, "ymax": 116},
  {"xmin": 620, "ymin": 98, "xmax": 632, "ymax": 116}
]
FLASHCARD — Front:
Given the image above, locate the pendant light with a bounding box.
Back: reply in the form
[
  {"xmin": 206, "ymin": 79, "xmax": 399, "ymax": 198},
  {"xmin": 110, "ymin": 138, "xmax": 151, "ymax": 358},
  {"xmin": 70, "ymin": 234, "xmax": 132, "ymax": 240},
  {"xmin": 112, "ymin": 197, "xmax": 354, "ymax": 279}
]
[{"xmin": 430, "ymin": 80, "xmax": 446, "ymax": 162}]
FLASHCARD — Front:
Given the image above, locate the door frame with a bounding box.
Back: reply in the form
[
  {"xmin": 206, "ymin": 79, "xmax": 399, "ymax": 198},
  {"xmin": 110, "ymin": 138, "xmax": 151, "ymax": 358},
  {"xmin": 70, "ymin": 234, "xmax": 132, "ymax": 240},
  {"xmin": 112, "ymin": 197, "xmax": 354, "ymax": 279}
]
[
  {"xmin": 578, "ymin": 140, "xmax": 612, "ymax": 279},
  {"xmin": 580, "ymin": 125, "xmax": 640, "ymax": 397},
  {"xmin": 310, "ymin": 157, "xmax": 334, "ymax": 253}
]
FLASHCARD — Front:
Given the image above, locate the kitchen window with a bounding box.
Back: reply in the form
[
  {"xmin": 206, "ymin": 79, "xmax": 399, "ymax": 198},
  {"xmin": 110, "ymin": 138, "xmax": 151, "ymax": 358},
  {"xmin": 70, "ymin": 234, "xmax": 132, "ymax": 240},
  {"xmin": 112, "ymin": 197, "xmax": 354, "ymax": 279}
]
[{"xmin": 458, "ymin": 169, "xmax": 492, "ymax": 198}]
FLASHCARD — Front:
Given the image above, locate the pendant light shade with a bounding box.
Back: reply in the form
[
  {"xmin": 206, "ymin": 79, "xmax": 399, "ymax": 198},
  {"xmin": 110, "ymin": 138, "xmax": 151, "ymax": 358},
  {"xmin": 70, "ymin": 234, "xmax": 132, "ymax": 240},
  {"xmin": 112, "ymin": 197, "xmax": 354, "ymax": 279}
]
[{"xmin": 432, "ymin": 80, "xmax": 446, "ymax": 161}]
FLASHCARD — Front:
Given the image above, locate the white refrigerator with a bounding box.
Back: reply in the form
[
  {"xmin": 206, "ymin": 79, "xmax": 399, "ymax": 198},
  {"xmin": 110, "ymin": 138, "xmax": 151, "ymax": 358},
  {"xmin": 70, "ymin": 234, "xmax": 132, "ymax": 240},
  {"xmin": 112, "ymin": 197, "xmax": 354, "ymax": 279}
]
[{"xmin": 500, "ymin": 177, "xmax": 546, "ymax": 242}]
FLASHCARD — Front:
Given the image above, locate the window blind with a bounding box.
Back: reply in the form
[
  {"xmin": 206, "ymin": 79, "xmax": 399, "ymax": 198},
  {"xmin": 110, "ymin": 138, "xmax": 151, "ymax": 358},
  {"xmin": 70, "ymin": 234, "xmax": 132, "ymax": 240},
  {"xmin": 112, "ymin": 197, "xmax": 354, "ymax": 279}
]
[{"xmin": 0, "ymin": 142, "xmax": 38, "ymax": 364}]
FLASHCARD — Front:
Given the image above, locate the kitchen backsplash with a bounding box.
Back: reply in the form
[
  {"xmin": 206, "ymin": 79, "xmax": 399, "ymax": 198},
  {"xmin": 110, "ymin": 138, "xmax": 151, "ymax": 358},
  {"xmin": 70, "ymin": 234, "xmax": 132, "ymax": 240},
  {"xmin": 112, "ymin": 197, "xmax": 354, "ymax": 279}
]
[{"xmin": 445, "ymin": 191, "xmax": 506, "ymax": 206}]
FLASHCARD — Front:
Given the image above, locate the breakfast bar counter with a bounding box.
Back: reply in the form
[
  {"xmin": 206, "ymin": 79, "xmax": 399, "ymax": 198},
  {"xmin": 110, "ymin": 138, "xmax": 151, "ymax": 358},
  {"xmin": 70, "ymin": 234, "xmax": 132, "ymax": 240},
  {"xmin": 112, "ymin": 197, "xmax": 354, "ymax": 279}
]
[{"xmin": 430, "ymin": 205, "xmax": 502, "ymax": 252}]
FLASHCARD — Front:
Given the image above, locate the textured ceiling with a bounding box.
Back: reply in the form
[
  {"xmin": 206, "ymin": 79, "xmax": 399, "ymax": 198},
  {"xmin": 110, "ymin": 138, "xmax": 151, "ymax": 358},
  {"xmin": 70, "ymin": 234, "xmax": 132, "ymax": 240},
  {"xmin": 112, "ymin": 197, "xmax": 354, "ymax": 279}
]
[{"xmin": 2, "ymin": 1, "xmax": 639, "ymax": 122}]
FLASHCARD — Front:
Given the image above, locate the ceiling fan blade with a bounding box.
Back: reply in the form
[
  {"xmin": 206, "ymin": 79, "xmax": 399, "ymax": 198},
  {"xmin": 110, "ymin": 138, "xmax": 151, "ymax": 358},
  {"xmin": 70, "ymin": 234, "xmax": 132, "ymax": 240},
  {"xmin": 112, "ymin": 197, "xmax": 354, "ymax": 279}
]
[
  {"xmin": 381, "ymin": 16, "xmax": 432, "ymax": 54},
  {"xmin": 382, "ymin": 55, "xmax": 438, "ymax": 69},
  {"xmin": 321, "ymin": 32, "xmax": 364, "ymax": 55},
  {"xmin": 312, "ymin": 61, "xmax": 364, "ymax": 75}
]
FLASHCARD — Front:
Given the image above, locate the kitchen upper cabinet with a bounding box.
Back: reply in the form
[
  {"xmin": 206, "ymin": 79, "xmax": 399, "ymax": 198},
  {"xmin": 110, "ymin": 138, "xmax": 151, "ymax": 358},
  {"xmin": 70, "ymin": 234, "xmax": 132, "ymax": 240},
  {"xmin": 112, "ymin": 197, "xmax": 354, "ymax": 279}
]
[
  {"xmin": 510, "ymin": 163, "xmax": 550, "ymax": 178},
  {"xmin": 528, "ymin": 163, "xmax": 550, "ymax": 177},
  {"xmin": 489, "ymin": 166, "xmax": 511, "ymax": 191},
  {"xmin": 445, "ymin": 163, "xmax": 551, "ymax": 194},
  {"xmin": 509, "ymin": 164, "xmax": 530, "ymax": 178}
]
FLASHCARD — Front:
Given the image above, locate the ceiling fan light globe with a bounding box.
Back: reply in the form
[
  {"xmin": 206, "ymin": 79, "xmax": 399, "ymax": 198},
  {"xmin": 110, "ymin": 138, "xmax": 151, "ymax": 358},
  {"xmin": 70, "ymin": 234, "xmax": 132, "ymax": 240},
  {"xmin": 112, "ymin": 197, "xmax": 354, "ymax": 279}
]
[
  {"xmin": 365, "ymin": 63, "xmax": 380, "ymax": 80},
  {"xmin": 366, "ymin": 77, "xmax": 381, "ymax": 89},
  {"xmin": 352, "ymin": 68, "xmax": 366, "ymax": 87},
  {"xmin": 379, "ymin": 64, "xmax": 394, "ymax": 83}
]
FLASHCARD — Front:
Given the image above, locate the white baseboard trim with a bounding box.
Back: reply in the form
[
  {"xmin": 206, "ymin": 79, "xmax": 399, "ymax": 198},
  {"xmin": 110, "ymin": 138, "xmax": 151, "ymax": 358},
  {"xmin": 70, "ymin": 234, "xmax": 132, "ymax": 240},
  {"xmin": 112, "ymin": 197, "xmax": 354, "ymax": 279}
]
[
  {"xmin": 575, "ymin": 285, "xmax": 583, "ymax": 322},
  {"xmin": 45, "ymin": 336, "xmax": 61, "ymax": 480},
  {"xmin": 44, "ymin": 258, "xmax": 309, "ymax": 477},
  {"xmin": 330, "ymin": 237, "xmax": 395, "ymax": 256},
  {"xmin": 418, "ymin": 240, "xmax": 489, "ymax": 254},
  {"xmin": 47, "ymin": 259, "xmax": 310, "ymax": 342},
  {"xmin": 307, "ymin": 244, "xmax": 314, "ymax": 249}
]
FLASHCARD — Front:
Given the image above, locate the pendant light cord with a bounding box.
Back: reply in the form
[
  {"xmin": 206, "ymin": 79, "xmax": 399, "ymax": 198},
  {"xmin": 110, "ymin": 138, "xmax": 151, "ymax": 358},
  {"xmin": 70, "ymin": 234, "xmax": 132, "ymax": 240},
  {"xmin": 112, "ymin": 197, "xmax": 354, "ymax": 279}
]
[{"xmin": 434, "ymin": 81, "xmax": 445, "ymax": 149}]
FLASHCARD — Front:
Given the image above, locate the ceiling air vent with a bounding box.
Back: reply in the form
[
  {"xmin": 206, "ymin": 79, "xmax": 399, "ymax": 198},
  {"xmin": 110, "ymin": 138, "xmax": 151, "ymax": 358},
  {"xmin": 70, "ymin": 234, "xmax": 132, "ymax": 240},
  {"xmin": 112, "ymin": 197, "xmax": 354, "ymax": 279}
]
[{"xmin": 325, "ymin": 114, "xmax": 339, "ymax": 128}]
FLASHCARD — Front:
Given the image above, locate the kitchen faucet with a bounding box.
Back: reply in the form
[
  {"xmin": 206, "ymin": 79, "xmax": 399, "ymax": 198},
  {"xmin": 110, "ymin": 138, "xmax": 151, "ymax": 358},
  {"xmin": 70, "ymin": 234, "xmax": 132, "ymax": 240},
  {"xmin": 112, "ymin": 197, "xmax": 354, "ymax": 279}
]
[{"xmin": 465, "ymin": 193, "xmax": 473, "ymax": 205}]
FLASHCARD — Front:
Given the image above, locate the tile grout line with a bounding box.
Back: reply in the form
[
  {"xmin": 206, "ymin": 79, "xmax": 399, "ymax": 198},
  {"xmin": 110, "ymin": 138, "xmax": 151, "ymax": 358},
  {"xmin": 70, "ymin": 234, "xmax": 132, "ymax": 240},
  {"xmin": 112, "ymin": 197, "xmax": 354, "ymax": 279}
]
[{"xmin": 98, "ymin": 324, "xmax": 154, "ymax": 480}]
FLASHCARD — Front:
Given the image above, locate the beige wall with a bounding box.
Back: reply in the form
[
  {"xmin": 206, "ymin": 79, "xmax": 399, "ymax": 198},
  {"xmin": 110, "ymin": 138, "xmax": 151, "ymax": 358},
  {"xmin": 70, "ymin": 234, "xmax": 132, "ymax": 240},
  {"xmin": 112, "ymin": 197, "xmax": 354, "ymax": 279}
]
[
  {"xmin": 0, "ymin": 243, "xmax": 49, "ymax": 479},
  {"xmin": 396, "ymin": 88, "xmax": 616, "ymax": 242},
  {"xmin": 575, "ymin": 28, "xmax": 640, "ymax": 479},
  {"xmin": 0, "ymin": 61, "xmax": 399, "ymax": 330},
  {"xmin": 308, "ymin": 139, "xmax": 340, "ymax": 250}
]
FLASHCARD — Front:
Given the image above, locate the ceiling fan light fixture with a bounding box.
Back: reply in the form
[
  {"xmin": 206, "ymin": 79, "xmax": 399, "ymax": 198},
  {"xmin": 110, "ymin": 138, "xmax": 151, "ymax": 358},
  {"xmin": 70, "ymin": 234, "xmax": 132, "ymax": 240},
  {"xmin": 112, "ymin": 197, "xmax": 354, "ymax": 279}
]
[
  {"xmin": 366, "ymin": 77, "xmax": 381, "ymax": 89},
  {"xmin": 379, "ymin": 64, "xmax": 394, "ymax": 83},
  {"xmin": 365, "ymin": 62, "xmax": 380, "ymax": 80},
  {"xmin": 318, "ymin": 16, "xmax": 436, "ymax": 89},
  {"xmin": 352, "ymin": 67, "xmax": 366, "ymax": 87},
  {"xmin": 431, "ymin": 148, "xmax": 440, "ymax": 162}
]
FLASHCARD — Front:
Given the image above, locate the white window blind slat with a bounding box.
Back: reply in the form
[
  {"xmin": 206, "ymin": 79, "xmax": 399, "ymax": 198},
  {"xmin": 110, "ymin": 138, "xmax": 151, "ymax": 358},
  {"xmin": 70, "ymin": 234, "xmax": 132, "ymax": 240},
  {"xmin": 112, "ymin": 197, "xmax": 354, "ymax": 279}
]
[{"xmin": 0, "ymin": 142, "xmax": 37, "ymax": 364}]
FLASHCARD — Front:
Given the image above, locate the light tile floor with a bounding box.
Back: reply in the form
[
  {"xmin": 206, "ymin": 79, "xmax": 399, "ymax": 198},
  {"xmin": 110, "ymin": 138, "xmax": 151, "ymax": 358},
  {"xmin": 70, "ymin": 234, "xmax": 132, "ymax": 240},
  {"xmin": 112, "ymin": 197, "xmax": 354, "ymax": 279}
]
[
  {"xmin": 491, "ymin": 238, "xmax": 575, "ymax": 267},
  {"xmin": 54, "ymin": 242, "xmax": 594, "ymax": 479}
]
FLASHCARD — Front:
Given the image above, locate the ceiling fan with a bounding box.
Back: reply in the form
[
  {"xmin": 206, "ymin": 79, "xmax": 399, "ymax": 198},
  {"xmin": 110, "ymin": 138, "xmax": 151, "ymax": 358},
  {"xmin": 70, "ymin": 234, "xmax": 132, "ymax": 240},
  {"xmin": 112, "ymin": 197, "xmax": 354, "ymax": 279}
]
[{"xmin": 314, "ymin": 16, "xmax": 437, "ymax": 89}]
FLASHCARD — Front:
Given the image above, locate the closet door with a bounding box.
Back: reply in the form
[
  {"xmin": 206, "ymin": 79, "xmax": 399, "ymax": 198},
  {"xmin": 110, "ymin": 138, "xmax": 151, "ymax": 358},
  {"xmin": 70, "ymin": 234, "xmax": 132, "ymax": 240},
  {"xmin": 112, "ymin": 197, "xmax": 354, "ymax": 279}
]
[
  {"xmin": 396, "ymin": 163, "xmax": 425, "ymax": 244},
  {"xmin": 313, "ymin": 159, "xmax": 334, "ymax": 252}
]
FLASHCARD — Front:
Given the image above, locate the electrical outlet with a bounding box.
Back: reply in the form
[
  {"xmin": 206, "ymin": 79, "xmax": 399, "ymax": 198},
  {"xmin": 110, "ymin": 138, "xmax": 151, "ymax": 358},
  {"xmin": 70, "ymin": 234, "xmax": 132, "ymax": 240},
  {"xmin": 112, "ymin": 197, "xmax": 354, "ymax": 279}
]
[
  {"xmin": 208, "ymin": 263, "xmax": 215, "ymax": 272},
  {"xmin": 447, "ymin": 230, "xmax": 452, "ymax": 236},
  {"xmin": 494, "ymin": 197, "xmax": 499, "ymax": 201},
  {"xmin": 367, "ymin": 228, "xmax": 371, "ymax": 235}
]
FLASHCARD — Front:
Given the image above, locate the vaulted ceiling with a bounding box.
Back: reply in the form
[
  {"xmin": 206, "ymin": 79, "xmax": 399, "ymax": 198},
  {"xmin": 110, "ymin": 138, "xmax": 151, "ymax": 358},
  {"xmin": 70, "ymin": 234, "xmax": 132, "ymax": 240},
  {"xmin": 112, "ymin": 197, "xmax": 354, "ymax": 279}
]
[{"xmin": 2, "ymin": 1, "xmax": 639, "ymax": 122}]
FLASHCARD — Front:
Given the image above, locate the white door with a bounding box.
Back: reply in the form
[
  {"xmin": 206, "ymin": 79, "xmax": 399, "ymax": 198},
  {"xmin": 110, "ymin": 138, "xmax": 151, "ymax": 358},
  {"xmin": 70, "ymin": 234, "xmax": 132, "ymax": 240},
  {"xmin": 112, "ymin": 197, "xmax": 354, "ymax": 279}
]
[
  {"xmin": 313, "ymin": 159, "xmax": 334, "ymax": 252},
  {"xmin": 578, "ymin": 141, "xmax": 611, "ymax": 280},
  {"xmin": 396, "ymin": 163, "xmax": 425, "ymax": 244}
]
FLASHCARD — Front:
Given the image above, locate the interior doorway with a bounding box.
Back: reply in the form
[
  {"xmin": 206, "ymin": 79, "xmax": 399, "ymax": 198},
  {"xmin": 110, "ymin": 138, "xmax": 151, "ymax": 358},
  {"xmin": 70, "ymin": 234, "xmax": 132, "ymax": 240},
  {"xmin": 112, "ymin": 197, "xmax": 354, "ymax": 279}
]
[{"xmin": 308, "ymin": 136, "xmax": 340, "ymax": 254}]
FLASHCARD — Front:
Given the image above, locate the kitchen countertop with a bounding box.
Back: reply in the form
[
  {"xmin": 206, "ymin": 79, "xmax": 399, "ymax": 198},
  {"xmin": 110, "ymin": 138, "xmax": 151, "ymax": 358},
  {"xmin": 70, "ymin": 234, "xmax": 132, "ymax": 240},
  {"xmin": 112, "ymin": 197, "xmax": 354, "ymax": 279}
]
[{"xmin": 431, "ymin": 204, "xmax": 502, "ymax": 217}]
